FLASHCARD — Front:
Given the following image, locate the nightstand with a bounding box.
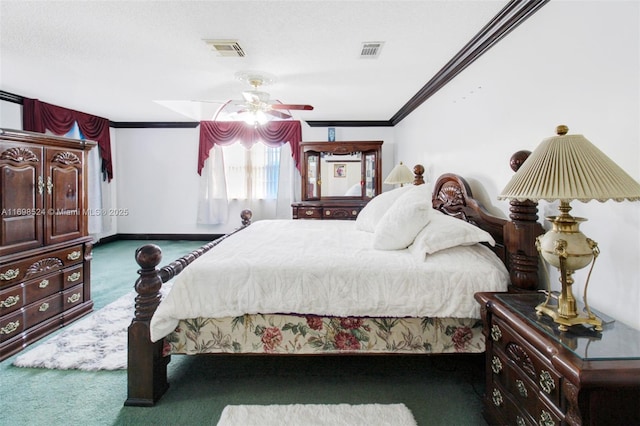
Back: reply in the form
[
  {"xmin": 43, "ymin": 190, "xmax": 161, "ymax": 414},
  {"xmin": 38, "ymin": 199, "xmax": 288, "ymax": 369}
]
[{"xmin": 475, "ymin": 292, "xmax": 640, "ymax": 426}]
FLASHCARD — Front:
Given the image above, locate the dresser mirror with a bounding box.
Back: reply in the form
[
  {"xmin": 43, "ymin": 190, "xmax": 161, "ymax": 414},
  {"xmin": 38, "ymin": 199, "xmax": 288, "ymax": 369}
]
[
  {"xmin": 293, "ymin": 141, "xmax": 382, "ymax": 220},
  {"xmin": 301, "ymin": 141, "xmax": 382, "ymax": 200}
]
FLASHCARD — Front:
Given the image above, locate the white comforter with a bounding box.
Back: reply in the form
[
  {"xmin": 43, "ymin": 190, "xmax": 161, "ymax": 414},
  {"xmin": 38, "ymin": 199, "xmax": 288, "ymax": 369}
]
[{"xmin": 150, "ymin": 220, "xmax": 509, "ymax": 341}]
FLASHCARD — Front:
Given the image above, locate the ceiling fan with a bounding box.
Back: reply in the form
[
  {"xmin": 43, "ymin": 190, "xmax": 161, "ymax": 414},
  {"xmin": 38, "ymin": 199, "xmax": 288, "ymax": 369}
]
[
  {"xmin": 154, "ymin": 71, "xmax": 313, "ymax": 123},
  {"xmin": 212, "ymin": 71, "xmax": 314, "ymax": 124}
]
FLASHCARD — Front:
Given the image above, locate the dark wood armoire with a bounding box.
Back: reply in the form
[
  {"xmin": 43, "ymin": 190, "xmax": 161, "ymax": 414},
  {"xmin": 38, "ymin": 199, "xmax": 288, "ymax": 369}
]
[{"xmin": 0, "ymin": 128, "xmax": 95, "ymax": 361}]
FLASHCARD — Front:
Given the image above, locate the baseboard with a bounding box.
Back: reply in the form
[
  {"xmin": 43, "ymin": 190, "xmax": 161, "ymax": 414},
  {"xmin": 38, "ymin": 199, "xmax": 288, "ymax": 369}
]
[{"xmin": 95, "ymin": 233, "xmax": 221, "ymax": 246}]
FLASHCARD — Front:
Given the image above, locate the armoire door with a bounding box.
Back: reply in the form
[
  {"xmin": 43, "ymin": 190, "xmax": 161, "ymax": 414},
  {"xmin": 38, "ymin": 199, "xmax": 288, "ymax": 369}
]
[
  {"xmin": 44, "ymin": 147, "xmax": 85, "ymax": 245},
  {"xmin": 0, "ymin": 142, "xmax": 44, "ymax": 257}
]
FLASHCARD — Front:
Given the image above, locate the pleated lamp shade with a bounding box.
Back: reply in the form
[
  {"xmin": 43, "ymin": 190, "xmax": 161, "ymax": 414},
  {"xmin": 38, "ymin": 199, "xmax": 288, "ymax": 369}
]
[
  {"xmin": 384, "ymin": 162, "xmax": 415, "ymax": 185},
  {"xmin": 499, "ymin": 126, "xmax": 640, "ymax": 202}
]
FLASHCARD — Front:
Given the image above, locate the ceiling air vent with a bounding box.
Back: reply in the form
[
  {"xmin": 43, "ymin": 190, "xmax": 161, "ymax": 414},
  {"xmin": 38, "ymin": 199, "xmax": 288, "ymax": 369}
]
[
  {"xmin": 204, "ymin": 39, "xmax": 246, "ymax": 57},
  {"xmin": 360, "ymin": 41, "xmax": 384, "ymax": 59}
]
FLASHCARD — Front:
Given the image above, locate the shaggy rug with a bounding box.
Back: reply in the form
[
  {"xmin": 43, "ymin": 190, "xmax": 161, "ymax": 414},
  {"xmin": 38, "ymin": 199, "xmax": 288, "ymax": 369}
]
[
  {"xmin": 216, "ymin": 404, "xmax": 417, "ymax": 426},
  {"xmin": 13, "ymin": 284, "xmax": 172, "ymax": 371}
]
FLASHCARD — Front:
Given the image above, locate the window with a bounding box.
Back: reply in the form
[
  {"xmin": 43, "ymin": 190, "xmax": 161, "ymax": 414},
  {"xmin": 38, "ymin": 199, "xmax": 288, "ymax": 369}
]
[{"xmin": 222, "ymin": 142, "xmax": 281, "ymax": 200}]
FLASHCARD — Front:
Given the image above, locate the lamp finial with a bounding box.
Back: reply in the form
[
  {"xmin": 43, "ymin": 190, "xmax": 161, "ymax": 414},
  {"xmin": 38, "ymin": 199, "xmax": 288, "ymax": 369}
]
[{"xmin": 556, "ymin": 125, "xmax": 568, "ymax": 135}]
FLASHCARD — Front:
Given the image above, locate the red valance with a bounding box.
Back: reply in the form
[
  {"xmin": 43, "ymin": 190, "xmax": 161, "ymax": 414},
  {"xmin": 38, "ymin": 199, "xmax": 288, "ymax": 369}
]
[
  {"xmin": 198, "ymin": 121, "xmax": 302, "ymax": 175},
  {"xmin": 22, "ymin": 98, "xmax": 113, "ymax": 181}
]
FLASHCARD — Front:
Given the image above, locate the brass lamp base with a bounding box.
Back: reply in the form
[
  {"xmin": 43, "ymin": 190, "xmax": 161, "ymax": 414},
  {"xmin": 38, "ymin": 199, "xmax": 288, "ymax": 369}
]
[
  {"xmin": 535, "ymin": 301, "xmax": 603, "ymax": 332},
  {"xmin": 535, "ymin": 201, "xmax": 603, "ymax": 332}
]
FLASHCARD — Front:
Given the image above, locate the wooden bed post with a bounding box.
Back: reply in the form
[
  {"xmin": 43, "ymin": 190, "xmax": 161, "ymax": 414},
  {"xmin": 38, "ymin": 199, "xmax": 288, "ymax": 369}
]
[
  {"xmin": 125, "ymin": 244, "xmax": 170, "ymax": 407},
  {"xmin": 503, "ymin": 150, "xmax": 544, "ymax": 291}
]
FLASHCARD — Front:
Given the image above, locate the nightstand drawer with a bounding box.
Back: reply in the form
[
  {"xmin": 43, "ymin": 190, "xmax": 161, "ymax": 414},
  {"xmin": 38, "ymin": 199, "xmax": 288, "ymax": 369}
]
[
  {"xmin": 489, "ymin": 381, "xmax": 535, "ymax": 426},
  {"xmin": 490, "ymin": 316, "xmax": 562, "ymax": 409}
]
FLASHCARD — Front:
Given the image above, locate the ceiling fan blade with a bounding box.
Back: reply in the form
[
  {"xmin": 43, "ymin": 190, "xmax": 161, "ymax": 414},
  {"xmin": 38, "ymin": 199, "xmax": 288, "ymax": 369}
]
[
  {"xmin": 266, "ymin": 109, "xmax": 292, "ymax": 119},
  {"xmin": 271, "ymin": 104, "xmax": 314, "ymax": 111}
]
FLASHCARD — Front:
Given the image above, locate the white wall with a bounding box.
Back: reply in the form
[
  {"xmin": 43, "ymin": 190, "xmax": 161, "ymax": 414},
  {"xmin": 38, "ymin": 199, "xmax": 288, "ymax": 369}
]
[
  {"xmin": 395, "ymin": 1, "xmax": 640, "ymax": 329},
  {"xmin": 114, "ymin": 123, "xmax": 397, "ymax": 234}
]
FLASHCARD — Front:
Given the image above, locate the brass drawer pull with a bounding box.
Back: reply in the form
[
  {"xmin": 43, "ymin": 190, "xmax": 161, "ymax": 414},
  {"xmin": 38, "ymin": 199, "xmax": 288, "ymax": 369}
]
[
  {"xmin": 67, "ymin": 272, "xmax": 81, "ymax": 282},
  {"xmin": 1, "ymin": 320, "xmax": 20, "ymax": 335},
  {"xmin": 325, "ymin": 210, "xmax": 331, "ymax": 216},
  {"xmin": 539, "ymin": 370, "xmax": 555, "ymax": 394},
  {"xmin": 67, "ymin": 293, "xmax": 81, "ymax": 304},
  {"xmin": 39, "ymin": 302, "xmax": 50, "ymax": 312},
  {"xmin": 491, "ymin": 388, "xmax": 503, "ymax": 407},
  {"xmin": 351, "ymin": 210, "xmax": 358, "ymax": 215},
  {"xmin": 0, "ymin": 268, "xmax": 19, "ymax": 281},
  {"xmin": 516, "ymin": 379, "xmax": 528, "ymax": 398},
  {"xmin": 0, "ymin": 295, "xmax": 20, "ymax": 308},
  {"xmin": 490, "ymin": 324, "xmax": 502, "ymax": 341},
  {"xmin": 67, "ymin": 251, "xmax": 81, "ymax": 261},
  {"xmin": 39, "ymin": 279, "xmax": 49, "ymax": 288},
  {"xmin": 491, "ymin": 356, "xmax": 503, "ymax": 374},
  {"xmin": 539, "ymin": 409, "xmax": 554, "ymax": 426}
]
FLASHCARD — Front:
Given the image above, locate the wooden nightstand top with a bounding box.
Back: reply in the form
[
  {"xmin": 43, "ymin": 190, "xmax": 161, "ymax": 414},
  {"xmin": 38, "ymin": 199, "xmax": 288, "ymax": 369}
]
[{"xmin": 492, "ymin": 292, "xmax": 640, "ymax": 361}]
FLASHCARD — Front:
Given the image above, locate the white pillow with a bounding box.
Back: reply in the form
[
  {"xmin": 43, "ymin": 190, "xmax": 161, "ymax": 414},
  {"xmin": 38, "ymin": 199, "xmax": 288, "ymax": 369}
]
[
  {"xmin": 373, "ymin": 185, "xmax": 432, "ymax": 250},
  {"xmin": 355, "ymin": 185, "xmax": 413, "ymax": 232},
  {"xmin": 408, "ymin": 210, "xmax": 495, "ymax": 259}
]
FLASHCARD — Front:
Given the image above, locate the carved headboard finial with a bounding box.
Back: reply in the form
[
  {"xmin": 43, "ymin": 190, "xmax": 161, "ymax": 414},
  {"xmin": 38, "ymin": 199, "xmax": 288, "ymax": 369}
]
[{"xmin": 509, "ymin": 150, "xmax": 531, "ymax": 173}]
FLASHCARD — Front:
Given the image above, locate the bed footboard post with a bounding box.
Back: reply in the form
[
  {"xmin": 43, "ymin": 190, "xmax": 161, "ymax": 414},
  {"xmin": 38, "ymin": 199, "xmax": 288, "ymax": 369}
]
[{"xmin": 125, "ymin": 244, "xmax": 170, "ymax": 407}]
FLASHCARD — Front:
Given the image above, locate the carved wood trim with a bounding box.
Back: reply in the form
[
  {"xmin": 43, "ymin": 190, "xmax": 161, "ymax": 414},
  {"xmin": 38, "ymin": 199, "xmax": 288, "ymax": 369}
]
[
  {"xmin": 0, "ymin": 147, "xmax": 39, "ymax": 162},
  {"xmin": 506, "ymin": 342, "xmax": 536, "ymax": 379},
  {"xmin": 563, "ymin": 380, "xmax": 582, "ymax": 426},
  {"xmin": 25, "ymin": 258, "xmax": 64, "ymax": 278},
  {"xmin": 51, "ymin": 151, "xmax": 81, "ymax": 165}
]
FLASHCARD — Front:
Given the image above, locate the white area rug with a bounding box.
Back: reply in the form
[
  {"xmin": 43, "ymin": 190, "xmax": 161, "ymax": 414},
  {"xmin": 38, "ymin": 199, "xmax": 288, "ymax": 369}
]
[
  {"xmin": 216, "ymin": 404, "xmax": 417, "ymax": 426},
  {"xmin": 13, "ymin": 284, "xmax": 171, "ymax": 371}
]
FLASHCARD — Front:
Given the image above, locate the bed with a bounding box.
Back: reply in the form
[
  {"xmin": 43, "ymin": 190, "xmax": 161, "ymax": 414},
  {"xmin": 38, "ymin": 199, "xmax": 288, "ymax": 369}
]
[{"xmin": 125, "ymin": 157, "xmax": 542, "ymax": 407}]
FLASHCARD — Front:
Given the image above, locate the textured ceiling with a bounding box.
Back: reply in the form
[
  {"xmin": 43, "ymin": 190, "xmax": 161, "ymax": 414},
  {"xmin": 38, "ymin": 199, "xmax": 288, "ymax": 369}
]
[{"xmin": 0, "ymin": 1, "xmax": 507, "ymax": 123}]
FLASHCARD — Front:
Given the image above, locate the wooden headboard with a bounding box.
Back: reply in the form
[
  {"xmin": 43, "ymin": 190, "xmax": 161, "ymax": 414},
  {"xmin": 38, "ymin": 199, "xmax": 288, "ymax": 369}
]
[
  {"xmin": 427, "ymin": 152, "xmax": 543, "ymax": 291},
  {"xmin": 431, "ymin": 173, "xmax": 508, "ymax": 265}
]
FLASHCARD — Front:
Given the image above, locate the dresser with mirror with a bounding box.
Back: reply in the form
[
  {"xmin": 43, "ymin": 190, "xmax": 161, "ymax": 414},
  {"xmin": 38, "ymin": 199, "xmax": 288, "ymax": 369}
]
[{"xmin": 291, "ymin": 140, "xmax": 382, "ymax": 220}]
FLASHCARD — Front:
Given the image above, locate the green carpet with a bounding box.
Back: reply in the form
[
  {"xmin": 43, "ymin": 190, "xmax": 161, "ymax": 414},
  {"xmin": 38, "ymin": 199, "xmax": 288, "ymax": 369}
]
[{"xmin": 0, "ymin": 239, "xmax": 488, "ymax": 426}]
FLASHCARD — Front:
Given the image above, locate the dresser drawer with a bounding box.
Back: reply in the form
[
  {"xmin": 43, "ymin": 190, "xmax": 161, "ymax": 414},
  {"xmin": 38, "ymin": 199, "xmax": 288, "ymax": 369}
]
[
  {"xmin": 490, "ymin": 316, "xmax": 562, "ymax": 410},
  {"xmin": 24, "ymin": 274, "xmax": 63, "ymax": 304},
  {"xmin": 0, "ymin": 310, "xmax": 24, "ymax": 343},
  {"xmin": 0, "ymin": 284, "xmax": 24, "ymax": 315},
  {"xmin": 323, "ymin": 207, "xmax": 360, "ymax": 219},
  {"xmin": 26, "ymin": 293, "xmax": 62, "ymax": 327},
  {"xmin": 298, "ymin": 207, "xmax": 322, "ymax": 219},
  {"xmin": 63, "ymin": 265, "xmax": 83, "ymax": 289},
  {"xmin": 63, "ymin": 284, "xmax": 84, "ymax": 309},
  {"xmin": 0, "ymin": 244, "xmax": 84, "ymax": 287}
]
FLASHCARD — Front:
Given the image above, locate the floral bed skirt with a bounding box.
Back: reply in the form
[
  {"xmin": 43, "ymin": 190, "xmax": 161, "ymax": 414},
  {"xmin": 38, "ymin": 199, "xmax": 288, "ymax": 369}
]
[{"xmin": 162, "ymin": 313, "xmax": 485, "ymax": 356}]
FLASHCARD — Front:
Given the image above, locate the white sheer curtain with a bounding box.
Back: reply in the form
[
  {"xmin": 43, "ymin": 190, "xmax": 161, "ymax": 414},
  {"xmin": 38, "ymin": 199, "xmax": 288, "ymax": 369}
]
[{"xmin": 197, "ymin": 142, "xmax": 297, "ymax": 224}]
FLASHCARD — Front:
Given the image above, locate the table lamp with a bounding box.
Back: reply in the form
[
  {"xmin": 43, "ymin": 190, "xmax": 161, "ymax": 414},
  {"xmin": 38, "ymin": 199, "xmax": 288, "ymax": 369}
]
[
  {"xmin": 384, "ymin": 162, "xmax": 415, "ymax": 187},
  {"xmin": 499, "ymin": 125, "xmax": 640, "ymax": 331}
]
